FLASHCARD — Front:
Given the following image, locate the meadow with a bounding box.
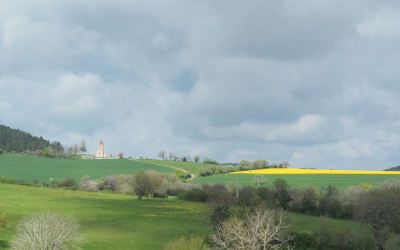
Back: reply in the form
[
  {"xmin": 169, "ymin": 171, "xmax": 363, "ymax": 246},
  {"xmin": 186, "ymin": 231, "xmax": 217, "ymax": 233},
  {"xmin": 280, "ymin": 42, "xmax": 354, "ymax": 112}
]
[
  {"xmin": 0, "ymin": 154, "xmax": 172, "ymax": 183},
  {"xmin": 0, "ymin": 183, "xmax": 371, "ymax": 249},
  {"xmin": 192, "ymin": 173, "xmax": 400, "ymax": 189}
]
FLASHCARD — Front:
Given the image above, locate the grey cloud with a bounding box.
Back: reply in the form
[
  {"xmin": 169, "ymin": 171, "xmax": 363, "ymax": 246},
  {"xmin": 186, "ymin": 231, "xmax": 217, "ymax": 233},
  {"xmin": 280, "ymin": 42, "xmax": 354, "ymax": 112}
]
[{"xmin": 0, "ymin": 0, "xmax": 400, "ymax": 169}]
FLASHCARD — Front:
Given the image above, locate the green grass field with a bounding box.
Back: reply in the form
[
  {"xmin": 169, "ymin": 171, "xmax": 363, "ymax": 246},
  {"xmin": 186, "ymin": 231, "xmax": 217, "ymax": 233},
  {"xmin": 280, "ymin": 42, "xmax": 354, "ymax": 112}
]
[
  {"xmin": 192, "ymin": 173, "xmax": 400, "ymax": 189},
  {"xmin": 0, "ymin": 183, "xmax": 371, "ymax": 249},
  {"xmin": 0, "ymin": 154, "xmax": 173, "ymax": 182},
  {"xmin": 142, "ymin": 160, "xmax": 213, "ymax": 175},
  {"xmin": 1, "ymin": 154, "xmax": 399, "ymax": 189}
]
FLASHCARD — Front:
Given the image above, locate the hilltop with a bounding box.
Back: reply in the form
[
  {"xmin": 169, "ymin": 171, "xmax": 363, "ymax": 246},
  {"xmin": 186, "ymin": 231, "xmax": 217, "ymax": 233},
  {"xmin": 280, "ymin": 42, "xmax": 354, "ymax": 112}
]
[{"xmin": 0, "ymin": 124, "xmax": 61, "ymax": 153}]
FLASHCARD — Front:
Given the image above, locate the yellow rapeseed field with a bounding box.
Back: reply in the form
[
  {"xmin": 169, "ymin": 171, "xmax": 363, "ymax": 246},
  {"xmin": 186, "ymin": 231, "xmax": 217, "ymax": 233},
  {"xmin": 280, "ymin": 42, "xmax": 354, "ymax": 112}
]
[{"xmin": 232, "ymin": 168, "xmax": 400, "ymax": 175}]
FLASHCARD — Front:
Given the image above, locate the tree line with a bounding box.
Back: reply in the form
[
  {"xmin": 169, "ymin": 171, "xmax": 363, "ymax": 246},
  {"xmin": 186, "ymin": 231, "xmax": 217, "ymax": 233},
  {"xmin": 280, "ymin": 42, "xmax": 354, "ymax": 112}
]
[{"xmin": 0, "ymin": 124, "xmax": 61, "ymax": 153}]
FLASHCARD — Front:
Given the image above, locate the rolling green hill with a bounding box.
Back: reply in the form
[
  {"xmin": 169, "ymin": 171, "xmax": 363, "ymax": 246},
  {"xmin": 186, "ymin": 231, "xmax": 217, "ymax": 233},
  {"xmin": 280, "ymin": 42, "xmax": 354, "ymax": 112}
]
[
  {"xmin": 0, "ymin": 183, "xmax": 371, "ymax": 249},
  {"xmin": 0, "ymin": 154, "xmax": 173, "ymax": 182}
]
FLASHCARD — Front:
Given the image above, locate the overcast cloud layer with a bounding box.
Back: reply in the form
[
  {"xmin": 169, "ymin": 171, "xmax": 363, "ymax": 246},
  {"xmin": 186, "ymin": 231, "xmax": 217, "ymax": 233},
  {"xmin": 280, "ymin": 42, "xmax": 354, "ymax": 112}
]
[{"xmin": 1, "ymin": 0, "xmax": 400, "ymax": 169}]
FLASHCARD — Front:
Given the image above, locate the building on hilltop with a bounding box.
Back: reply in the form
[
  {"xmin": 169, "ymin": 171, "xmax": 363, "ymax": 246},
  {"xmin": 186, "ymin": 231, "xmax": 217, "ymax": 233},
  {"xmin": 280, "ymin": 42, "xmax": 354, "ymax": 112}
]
[{"xmin": 96, "ymin": 140, "xmax": 107, "ymax": 159}]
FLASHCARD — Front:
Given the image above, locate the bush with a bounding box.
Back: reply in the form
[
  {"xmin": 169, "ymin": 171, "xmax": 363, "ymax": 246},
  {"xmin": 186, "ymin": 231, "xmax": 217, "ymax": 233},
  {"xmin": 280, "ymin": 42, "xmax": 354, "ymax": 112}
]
[
  {"xmin": 164, "ymin": 235, "xmax": 208, "ymax": 250},
  {"xmin": 289, "ymin": 232, "xmax": 315, "ymax": 249},
  {"xmin": 179, "ymin": 189, "xmax": 208, "ymax": 202},
  {"xmin": 211, "ymin": 205, "xmax": 230, "ymax": 229},
  {"xmin": 59, "ymin": 177, "xmax": 78, "ymax": 189},
  {"xmin": 11, "ymin": 213, "xmax": 81, "ymax": 250}
]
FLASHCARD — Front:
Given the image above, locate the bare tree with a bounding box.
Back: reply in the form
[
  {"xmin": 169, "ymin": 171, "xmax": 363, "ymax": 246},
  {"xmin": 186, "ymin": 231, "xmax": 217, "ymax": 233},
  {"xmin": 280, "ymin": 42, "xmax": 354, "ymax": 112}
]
[
  {"xmin": 253, "ymin": 175, "xmax": 266, "ymax": 188},
  {"xmin": 11, "ymin": 213, "xmax": 81, "ymax": 250},
  {"xmin": 212, "ymin": 207, "xmax": 291, "ymax": 250},
  {"xmin": 158, "ymin": 150, "xmax": 166, "ymax": 160},
  {"xmin": 79, "ymin": 139, "xmax": 87, "ymax": 154}
]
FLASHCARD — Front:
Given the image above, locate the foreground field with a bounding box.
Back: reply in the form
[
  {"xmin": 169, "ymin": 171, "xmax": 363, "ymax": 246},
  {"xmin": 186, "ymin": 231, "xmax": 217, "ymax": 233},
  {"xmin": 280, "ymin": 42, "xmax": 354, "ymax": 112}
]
[
  {"xmin": 192, "ymin": 173, "xmax": 400, "ymax": 189},
  {"xmin": 0, "ymin": 183, "xmax": 211, "ymax": 249},
  {"xmin": 0, "ymin": 154, "xmax": 173, "ymax": 182},
  {"xmin": 0, "ymin": 183, "xmax": 370, "ymax": 249}
]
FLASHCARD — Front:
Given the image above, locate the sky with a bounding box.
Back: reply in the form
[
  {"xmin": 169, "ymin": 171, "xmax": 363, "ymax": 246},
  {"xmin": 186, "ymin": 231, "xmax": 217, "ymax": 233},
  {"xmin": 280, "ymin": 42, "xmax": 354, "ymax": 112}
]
[{"xmin": 1, "ymin": 0, "xmax": 400, "ymax": 169}]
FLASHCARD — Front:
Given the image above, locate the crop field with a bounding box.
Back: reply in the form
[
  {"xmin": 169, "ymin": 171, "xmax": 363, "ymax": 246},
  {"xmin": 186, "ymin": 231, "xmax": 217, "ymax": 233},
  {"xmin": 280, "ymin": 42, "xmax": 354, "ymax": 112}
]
[
  {"xmin": 0, "ymin": 154, "xmax": 173, "ymax": 183},
  {"xmin": 0, "ymin": 183, "xmax": 370, "ymax": 249},
  {"xmin": 192, "ymin": 172, "xmax": 400, "ymax": 189}
]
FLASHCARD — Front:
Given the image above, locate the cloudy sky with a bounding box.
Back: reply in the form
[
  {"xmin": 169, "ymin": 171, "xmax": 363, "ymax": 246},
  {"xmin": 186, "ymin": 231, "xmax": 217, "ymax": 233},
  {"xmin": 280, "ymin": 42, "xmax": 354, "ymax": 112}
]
[{"xmin": 1, "ymin": 0, "xmax": 400, "ymax": 169}]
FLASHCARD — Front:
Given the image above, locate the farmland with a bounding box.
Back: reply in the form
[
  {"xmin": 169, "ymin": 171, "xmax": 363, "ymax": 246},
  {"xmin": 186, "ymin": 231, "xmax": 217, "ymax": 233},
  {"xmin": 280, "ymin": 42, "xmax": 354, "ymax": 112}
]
[
  {"xmin": 192, "ymin": 172, "xmax": 400, "ymax": 189},
  {"xmin": 0, "ymin": 154, "xmax": 173, "ymax": 183},
  {"xmin": 1, "ymin": 154, "xmax": 400, "ymax": 189},
  {"xmin": 0, "ymin": 183, "xmax": 371, "ymax": 249}
]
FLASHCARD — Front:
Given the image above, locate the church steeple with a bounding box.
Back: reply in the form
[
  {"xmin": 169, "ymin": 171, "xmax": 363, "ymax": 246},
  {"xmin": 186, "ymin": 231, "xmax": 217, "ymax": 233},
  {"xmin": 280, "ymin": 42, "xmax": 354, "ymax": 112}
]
[{"xmin": 96, "ymin": 140, "xmax": 105, "ymax": 158}]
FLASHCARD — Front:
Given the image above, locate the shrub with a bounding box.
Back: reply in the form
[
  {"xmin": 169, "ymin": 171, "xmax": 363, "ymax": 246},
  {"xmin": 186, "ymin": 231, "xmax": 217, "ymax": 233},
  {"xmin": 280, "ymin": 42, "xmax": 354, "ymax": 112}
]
[
  {"xmin": 11, "ymin": 213, "xmax": 81, "ymax": 250},
  {"xmin": 179, "ymin": 189, "xmax": 208, "ymax": 202},
  {"xmin": 59, "ymin": 178, "xmax": 78, "ymax": 189},
  {"xmin": 211, "ymin": 205, "xmax": 230, "ymax": 229},
  {"xmin": 384, "ymin": 234, "xmax": 400, "ymax": 250},
  {"xmin": 164, "ymin": 235, "xmax": 208, "ymax": 250},
  {"xmin": 79, "ymin": 176, "xmax": 100, "ymax": 192}
]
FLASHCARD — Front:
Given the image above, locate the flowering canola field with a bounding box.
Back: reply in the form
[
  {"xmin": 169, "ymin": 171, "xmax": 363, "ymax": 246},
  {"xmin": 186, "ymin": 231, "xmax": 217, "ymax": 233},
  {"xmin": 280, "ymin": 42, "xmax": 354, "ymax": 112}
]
[{"xmin": 232, "ymin": 168, "xmax": 400, "ymax": 175}]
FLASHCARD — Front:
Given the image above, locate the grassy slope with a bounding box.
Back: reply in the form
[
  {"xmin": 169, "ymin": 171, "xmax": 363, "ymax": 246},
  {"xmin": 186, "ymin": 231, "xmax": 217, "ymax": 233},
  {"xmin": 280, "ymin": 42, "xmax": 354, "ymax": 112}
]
[
  {"xmin": 0, "ymin": 154, "xmax": 173, "ymax": 182},
  {"xmin": 0, "ymin": 183, "xmax": 371, "ymax": 249},
  {"xmin": 0, "ymin": 183, "xmax": 212, "ymax": 250},
  {"xmin": 192, "ymin": 173, "xmax": 400, "ymax": 189}
]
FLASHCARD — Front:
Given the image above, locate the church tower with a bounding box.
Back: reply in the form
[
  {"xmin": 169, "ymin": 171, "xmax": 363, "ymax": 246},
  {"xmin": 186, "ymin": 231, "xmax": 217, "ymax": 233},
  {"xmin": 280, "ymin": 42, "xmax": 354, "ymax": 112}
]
[{"xmin": 96, "ymin": 140, "xmax": 105, "ymax": 158}]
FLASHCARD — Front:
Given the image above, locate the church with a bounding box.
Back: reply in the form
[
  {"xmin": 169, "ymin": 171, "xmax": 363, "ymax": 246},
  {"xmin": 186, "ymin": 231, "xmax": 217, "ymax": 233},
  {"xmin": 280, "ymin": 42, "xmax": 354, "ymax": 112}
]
[{"xmin": 96, "ymin": 140, "xmax": 107, "ymax": 159}]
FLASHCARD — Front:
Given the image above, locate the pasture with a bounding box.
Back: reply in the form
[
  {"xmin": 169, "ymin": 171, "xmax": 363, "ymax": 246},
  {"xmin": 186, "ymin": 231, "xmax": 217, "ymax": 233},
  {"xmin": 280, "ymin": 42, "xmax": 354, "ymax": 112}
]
[{"xmin": 0, "ymin": 183, "xmax": 371, "ymax": 249}]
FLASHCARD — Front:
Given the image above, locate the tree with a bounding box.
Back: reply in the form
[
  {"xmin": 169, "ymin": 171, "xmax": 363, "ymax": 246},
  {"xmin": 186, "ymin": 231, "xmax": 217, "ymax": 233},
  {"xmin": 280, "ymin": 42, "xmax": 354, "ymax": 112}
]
[
  {"xmin": 11, "ymin": 213, "xmax": 81, "ymax": 250},
  {"xmin": 355, "ymin": 186, "xmax": 400, "ymax": 249},
  {"xmin": 253, "ymin": 175, "xmax": 266, "ymax": 188},
  {"xmin": 194, "ymin": 155, "xmax": 200, "ymax": 163},
  {"xmin": 133, "ymin": 172, "xmax": 152, "ymax": 199},
  {"xmin": 117, "ymin": 152, "xmax": 124, "ymax": 159},
  {"xmin": 158, "ymin": 150, "xmax": 166, "ymax": 160},
  {"xmin": 211, "ymin": 205, "xmax": 230, "ymax": 229},
  {"xmin": 212, "ymin": 207, "xmax": 291, "ymax": 250},
  {"xmin": 252, "ymin": 160, "xmax": 268, "ymax": 169},
  {"xmin": 273, "ymin": 179, "xmax": 292, "ymax": 209},
  {"xmin": 79, "ymin": 139, "xmax": 87, "ymax": 154},
  {"xmin": 280, "ymin": 161, "xmax": 290, "ymax": 168},
  {"xmin": 72, "ymin": 144, "xmax": 79, "ymax": 156},
  {"xmin": 133, "ymin": 171, "xmax": 163, "ymax": 199}
]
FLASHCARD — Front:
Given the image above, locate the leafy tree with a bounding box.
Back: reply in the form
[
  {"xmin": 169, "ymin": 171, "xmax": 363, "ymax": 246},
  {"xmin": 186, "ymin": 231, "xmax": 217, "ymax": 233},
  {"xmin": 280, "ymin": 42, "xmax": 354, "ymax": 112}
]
[
  {"xmin": 211, "ymin": 205, "xmax": 230, "ymax": 229},
  {"xmin": 355, "ymin": 186, "xmax": 400, "ymax": 249},
  {"xmin": 273, "ymin": 179, "xmax": 292, "ymax": 209},
  {"xmin": 133, "ymin": 172, "xmax": 152, "ymax": 199},
  {"xmin": 194, "ymin": 155, "xmax": 200, "ymax": 163}
]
